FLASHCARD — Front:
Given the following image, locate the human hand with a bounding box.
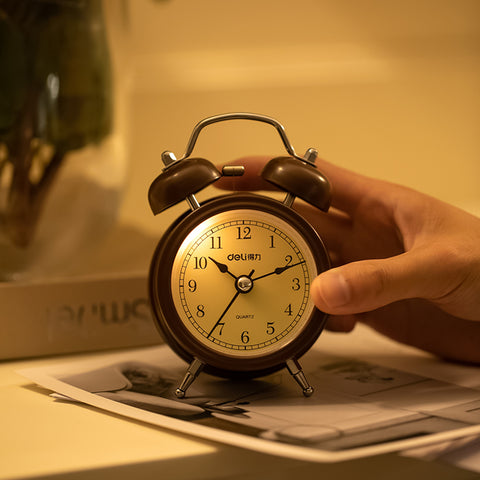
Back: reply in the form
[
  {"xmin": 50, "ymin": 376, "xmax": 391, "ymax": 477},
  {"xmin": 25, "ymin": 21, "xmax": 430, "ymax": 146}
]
[{"xmin": 217, "ymin": 156, "xmax": 480, "ymax": 363}]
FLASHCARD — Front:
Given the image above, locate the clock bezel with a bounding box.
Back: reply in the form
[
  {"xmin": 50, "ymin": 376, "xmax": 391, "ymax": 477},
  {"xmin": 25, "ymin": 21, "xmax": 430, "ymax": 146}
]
[{"xmin": 149, "ymin": 193, "xmax": 330, "ymax": 379}]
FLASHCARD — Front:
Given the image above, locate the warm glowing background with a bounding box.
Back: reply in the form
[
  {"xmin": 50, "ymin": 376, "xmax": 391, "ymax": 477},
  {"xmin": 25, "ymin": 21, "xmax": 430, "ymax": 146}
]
[{"xmin": 116, "ymin": 0, "xmax": 480, "ymax": 235}]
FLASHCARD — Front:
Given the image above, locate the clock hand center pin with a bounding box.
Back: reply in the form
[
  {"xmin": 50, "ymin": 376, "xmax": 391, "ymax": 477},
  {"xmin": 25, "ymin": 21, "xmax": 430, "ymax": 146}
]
[{"xmin": 235, "ymin": 268, "xmax": 255, "ymax": 294}]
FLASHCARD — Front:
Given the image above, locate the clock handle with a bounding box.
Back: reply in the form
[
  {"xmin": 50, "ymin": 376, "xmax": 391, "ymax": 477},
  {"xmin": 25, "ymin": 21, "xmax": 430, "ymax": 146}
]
[
  {"xmin": 177, "ymin": 112, "xmax": 307, "ymax": 163},
  {"xmin": 149, "ymin": 112, "xmax": 331, "ymax": 214}
]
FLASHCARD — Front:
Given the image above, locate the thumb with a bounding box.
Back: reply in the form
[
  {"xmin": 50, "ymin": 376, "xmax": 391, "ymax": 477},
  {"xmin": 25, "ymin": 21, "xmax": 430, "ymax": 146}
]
[{"xmin": 310, "ymin": 250, "xmax": 448, "ymax": 315}]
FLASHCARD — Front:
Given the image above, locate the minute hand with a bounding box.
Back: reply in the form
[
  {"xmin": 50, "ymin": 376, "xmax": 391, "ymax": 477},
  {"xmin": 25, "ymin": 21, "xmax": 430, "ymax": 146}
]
[{"xmin": 252, "ymin": 260, "xmax": 306, "ymax": 281}]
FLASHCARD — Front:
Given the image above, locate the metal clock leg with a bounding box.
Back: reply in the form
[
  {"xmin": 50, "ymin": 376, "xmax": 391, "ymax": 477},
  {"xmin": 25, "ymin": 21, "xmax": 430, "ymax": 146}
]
[
  {"xmin": 175, "ymin": 358, "xmax": 205, "ymax": 398},
  {"xmin": 286, "ymin": 358, "xmax": 314, "ymax": 397}
]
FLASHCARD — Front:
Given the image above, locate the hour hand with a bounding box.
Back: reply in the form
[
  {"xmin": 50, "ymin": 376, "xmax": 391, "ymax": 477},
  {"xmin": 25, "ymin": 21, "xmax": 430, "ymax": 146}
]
[{"xmin": 208, "ymin": 257, "xmax": 237, "ymax": 279}]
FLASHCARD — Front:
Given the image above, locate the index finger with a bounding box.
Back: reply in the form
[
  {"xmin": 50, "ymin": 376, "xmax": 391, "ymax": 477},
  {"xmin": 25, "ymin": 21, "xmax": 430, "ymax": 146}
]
[
  {"xmin": 215, "ymin": 156, "xmax": 276, "ymax": 192},
  {"xmin": 216, "ymin": 156, "xmax": 388, "ymax": 216}
]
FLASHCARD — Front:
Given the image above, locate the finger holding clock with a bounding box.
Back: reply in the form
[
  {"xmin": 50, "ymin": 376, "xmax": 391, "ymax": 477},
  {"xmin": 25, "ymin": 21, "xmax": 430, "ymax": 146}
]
[
  {"xmin": 216, "ymin": 155, "xmax": 358, "ymax": 203},
  {"xmin": 216, "ymin": 156, "xmax": 368, "ymax": 209},
  {"xmin": 216, "ymin": 155, "xmax": 386, "ymax": 218},
  {"xmin": 215, "ymin": 156, "xmax": 278, "ymax": 192}
]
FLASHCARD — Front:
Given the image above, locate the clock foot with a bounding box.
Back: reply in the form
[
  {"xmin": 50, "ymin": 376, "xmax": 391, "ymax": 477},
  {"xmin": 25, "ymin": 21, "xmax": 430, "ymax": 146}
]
[
  {"xmin": 175, "ymin": 358, "xmax": 205, "ymax": 398},
  {"xmin": 286, "ymin": 359, "xmax": 314, "ymax": 397}
]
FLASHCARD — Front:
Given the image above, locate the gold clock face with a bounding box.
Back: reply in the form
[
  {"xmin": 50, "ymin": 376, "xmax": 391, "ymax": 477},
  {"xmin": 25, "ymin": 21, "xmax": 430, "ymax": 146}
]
[{"xmin": 171, "ymin": 209, "xmax": 319, "ymax": 358}]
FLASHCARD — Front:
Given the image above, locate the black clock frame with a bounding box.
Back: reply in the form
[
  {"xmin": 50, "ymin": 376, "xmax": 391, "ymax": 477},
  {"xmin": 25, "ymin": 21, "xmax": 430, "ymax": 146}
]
[{"xmin": 149, "ymin": 193, "xmax": 330, "ymax": 379}]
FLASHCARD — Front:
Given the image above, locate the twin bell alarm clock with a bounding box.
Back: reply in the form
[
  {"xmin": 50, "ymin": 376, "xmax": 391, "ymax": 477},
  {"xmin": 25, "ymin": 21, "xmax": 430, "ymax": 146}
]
[{"xmin": 148, "ymin": 113, "xmax": 331, "ymax": 398}]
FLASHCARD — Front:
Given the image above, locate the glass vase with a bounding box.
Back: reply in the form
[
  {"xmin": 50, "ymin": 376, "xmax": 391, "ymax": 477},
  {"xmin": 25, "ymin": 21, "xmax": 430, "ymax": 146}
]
[{"xmin": 0, "ymin": 0, "xmax": 130, "ymax": 281}]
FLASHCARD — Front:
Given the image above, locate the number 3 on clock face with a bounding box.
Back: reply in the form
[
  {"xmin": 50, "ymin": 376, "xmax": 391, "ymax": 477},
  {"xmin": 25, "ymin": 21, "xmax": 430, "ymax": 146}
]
[{"xmin": 149, "ymin": 194, "xmax": 330, "ymax": 382}]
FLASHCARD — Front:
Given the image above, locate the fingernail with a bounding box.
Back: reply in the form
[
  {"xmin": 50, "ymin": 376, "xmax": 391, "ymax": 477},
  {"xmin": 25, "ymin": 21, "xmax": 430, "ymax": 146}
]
[{"xmin": 312, "ymin": 270, "xmax": 350, "ymax": 308}]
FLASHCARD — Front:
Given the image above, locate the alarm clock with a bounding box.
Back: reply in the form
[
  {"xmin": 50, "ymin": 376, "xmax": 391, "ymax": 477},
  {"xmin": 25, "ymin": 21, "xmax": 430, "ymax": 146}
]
[{"xmin": 148, "ymin": 113, "xmax": 331, "ymax": 398}]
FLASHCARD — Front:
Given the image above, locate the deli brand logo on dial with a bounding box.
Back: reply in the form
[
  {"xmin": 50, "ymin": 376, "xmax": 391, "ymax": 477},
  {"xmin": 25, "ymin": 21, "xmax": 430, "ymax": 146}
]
[{"xmin": 226, "ymin": 253, "xmax": 262, "ymax": 261}]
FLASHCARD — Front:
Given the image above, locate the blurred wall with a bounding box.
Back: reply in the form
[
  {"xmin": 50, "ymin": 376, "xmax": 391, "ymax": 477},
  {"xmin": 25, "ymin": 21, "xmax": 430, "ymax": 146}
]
[{"xmin": 119, "ymin": 0, "xmax": 480, "ymax": 235}]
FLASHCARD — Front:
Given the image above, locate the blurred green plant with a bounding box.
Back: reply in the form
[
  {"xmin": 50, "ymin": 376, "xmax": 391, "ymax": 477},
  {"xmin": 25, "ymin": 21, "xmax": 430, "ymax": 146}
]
[{"xmin": 0, "ymin": 0, "xmax": 112, "ymax": 247}]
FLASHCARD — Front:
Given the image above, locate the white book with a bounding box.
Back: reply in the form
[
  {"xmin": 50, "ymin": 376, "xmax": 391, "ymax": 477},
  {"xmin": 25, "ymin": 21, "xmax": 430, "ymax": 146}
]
[{"xmin": 1, "ymin": 272, "xmax": 161, "ymax": 360}]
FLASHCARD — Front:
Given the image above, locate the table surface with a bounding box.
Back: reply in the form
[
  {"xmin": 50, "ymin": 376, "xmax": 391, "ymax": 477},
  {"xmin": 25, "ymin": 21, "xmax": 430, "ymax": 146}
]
[{"xmin": 2, "ymin": 325, "xmax": 480, "ymax": 480}]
